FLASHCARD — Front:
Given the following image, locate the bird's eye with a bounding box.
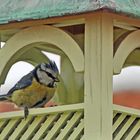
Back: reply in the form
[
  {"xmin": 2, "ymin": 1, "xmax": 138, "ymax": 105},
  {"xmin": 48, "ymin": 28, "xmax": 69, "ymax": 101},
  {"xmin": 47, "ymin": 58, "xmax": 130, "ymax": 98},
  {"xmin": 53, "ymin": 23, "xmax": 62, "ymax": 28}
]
[
  {"xmin": 47, "ymin": 72, "xmax": 55, "ymax": 79},
  {"xmin": 47, "ymin": 72, "xmax": 52, "ymax": 77}
]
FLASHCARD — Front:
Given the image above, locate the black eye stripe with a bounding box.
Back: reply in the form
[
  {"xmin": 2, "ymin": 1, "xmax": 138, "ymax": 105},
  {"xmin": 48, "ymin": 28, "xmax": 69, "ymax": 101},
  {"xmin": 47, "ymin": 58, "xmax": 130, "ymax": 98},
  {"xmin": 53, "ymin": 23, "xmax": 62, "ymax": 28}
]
[
  {"xmin": 40, "ymin": 69, "xmax": 55, "ymax": 79},
  {"xmin": 47, "ymin": 72, "xmax": 54, "ymax": 79}
]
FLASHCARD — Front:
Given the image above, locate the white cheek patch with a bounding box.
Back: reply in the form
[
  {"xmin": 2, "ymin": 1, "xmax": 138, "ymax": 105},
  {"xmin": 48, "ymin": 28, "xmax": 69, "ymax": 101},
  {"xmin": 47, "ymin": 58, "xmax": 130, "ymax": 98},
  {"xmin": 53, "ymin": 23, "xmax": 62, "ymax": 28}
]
[{"xmin": 37, "ymin": 69, "xmax": 53, "ymax": 85}]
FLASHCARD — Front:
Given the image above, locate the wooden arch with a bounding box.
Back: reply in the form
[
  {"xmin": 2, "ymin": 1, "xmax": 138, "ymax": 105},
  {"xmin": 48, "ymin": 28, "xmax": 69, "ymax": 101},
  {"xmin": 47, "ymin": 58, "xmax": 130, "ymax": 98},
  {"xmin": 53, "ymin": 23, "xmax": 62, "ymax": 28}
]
[
  {"xmin": 114, "ymin": 30, "xmax": 140, "ymax": 74},
  {"xmin": 0, "ymin": 25, "xmax": 84, "ymax": 84}
]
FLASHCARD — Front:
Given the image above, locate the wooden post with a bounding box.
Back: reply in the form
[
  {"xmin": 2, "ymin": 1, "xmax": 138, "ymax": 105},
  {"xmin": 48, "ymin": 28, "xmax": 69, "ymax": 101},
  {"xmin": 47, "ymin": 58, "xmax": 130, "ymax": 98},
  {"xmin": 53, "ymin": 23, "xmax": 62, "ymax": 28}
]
[{"xmin": 84, "ymin": 13, "xmax": 113, "ymax": 140}]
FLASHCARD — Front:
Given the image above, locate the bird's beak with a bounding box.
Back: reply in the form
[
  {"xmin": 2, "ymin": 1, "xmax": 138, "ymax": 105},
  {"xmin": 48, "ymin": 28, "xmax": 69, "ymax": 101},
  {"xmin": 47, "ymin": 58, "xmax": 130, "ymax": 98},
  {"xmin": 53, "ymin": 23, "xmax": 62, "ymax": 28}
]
[{"xmin": 55, "ymin": 77, "xmax": 60, "ymax": 82}]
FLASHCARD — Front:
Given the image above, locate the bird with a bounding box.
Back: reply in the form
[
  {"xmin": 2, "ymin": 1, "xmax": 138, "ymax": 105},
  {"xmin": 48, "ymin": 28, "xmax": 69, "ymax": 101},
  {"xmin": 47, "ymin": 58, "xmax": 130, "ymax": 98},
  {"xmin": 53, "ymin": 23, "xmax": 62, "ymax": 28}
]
[{"xmin": 0, "ymin": 61, "xmax": 59, "ymax": 119}]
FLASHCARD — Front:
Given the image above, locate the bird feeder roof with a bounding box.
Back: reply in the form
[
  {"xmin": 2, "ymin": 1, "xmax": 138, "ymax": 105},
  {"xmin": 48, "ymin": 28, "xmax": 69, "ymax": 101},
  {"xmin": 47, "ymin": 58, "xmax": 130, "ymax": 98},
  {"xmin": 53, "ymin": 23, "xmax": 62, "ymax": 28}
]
[{"xmin": 0, "ymin": 0, "xmax": 140, "ymax": 24}]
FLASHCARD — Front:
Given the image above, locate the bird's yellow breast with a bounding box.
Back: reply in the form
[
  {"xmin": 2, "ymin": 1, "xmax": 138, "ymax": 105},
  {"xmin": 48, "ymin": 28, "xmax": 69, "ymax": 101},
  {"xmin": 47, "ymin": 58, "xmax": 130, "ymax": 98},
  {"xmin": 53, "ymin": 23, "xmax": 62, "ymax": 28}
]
[{"xmin": 11, "ymin": 78, "xmax": 56, "ymax": 107}]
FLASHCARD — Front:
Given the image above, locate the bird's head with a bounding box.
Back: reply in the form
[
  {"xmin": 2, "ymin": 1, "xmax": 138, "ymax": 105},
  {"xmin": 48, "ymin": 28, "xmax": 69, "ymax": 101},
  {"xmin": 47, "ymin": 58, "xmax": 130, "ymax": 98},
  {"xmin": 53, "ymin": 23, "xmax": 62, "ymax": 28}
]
[{"xmin": 35, "ymin": 61, "xmax": 59, "ymax": 87}]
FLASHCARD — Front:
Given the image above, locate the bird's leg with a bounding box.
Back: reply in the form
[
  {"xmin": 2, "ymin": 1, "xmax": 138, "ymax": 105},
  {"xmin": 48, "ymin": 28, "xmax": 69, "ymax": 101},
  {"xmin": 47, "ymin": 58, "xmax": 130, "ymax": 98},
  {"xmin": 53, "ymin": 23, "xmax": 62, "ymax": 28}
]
[{"xmin": 24, "ymin": 106, "xmax": 29, "ymax": 119}]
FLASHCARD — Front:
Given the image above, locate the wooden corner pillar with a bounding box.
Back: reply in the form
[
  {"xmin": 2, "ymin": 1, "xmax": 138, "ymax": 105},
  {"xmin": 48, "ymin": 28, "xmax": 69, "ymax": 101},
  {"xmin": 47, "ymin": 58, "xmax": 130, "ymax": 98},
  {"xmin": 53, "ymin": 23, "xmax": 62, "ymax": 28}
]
[{"xmin": 84, "ymin": 14, "xmax": 113, "ymax": 140}]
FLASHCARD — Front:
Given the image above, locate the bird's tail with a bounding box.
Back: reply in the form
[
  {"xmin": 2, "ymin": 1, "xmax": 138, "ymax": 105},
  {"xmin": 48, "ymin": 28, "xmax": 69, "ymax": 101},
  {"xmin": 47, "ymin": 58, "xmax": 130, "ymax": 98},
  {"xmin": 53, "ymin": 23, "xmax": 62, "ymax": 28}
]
[{"xmin": 0, "ymin": 95, "xmax": 9, "ymax": 101}]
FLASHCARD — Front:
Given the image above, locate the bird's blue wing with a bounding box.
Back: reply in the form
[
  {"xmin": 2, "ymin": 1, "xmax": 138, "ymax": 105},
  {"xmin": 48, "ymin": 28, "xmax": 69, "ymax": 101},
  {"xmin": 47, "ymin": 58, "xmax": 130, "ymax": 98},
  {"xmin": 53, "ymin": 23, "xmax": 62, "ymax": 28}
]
[{"xmin": 7, "ymin": 72, "xmax": 34, "ymax": 96}]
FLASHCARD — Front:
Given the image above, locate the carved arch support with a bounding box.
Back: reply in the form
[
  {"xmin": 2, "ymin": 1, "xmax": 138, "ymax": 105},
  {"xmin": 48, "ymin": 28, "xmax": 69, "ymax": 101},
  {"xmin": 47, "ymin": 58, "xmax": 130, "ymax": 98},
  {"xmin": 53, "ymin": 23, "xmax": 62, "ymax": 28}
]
[
  {"xmin": 0, "ymin": 25, "xmax": 84, "ymax": 84},
  {"xmin": 114, "ymin": 30, "xmax": 140, "ymax": 74}
]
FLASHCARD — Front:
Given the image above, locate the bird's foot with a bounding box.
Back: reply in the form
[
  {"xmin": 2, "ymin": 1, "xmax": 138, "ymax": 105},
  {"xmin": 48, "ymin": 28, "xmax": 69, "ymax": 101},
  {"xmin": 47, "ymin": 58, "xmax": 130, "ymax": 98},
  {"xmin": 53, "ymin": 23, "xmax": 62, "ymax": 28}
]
[{"xmin": 24, "ymin": 106, "xmax": 29, "ymax": 119}]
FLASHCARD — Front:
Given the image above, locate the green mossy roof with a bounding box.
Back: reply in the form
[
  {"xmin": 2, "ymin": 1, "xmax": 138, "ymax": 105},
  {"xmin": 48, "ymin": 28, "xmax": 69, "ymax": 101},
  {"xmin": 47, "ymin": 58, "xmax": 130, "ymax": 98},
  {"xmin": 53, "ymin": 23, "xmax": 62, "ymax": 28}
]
[{"xmin": 0, "ymin": 0, "xmax": 140, "ymax": 24}]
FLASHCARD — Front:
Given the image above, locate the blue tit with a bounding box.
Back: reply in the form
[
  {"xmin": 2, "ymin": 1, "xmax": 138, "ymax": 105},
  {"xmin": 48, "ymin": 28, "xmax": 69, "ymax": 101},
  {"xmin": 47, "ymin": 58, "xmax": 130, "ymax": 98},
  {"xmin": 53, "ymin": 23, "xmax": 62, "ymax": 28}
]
[{"xmin": 0, "ymin": 61, "xmax": 59, "ymax": 119}]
